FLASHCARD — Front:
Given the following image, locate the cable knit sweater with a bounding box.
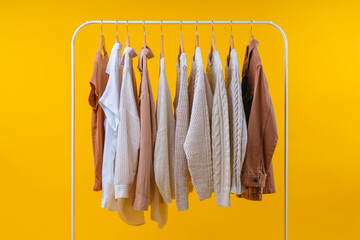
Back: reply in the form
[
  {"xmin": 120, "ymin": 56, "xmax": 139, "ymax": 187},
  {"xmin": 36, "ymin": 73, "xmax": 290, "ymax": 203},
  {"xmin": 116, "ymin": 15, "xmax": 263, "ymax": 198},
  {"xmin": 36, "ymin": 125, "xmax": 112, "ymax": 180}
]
[
  {"xmin": 184, "ymin": 47, "xmax": 213, "ymax": 201},
  {"xmin": 173, "ymin": 53, "xmax": 190, "ymax": 211},
  {"xmin": 206, "ymin": 50, "xmax": 231, "ymax": 207},
  {"xmin": 225, "ymin": 49, "xmax": 248, "ymax": 195},
  {"xmin": 154, "ymin": 57, "xmax": 176, "ymax": 204}
]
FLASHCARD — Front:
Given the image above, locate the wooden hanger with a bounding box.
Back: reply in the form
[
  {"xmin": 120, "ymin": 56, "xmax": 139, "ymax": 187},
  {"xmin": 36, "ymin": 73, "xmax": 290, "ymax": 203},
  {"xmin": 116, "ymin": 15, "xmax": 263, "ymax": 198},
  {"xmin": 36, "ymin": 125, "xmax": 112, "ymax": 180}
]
[
  {"xmin": 160, "ymin": 21, "xmax": 164, "ymax": 58},
  {"xmin": 230, "ymin": 21, "xmax": 234, "ymax": 50},
  {"xmin": 143, "ymin": 21, "xmax": 146, "ymax": 48},
  {"xmin": 98, "ymin": 21, "xmax": 106, "ymax": 55},
  {"xmin": 210, "ymin": 21, "xmax": 217, "ymax": 60},
  {"xmin": 179, "ymin": 21, "xmax": 184, "ymax": 54},
  {"xmin": 195, "ymin": 21, "xmax": 199, "ymax": 48},
  {"xmin": 115, "ymin": 21, "xmax": 119, "ymax": 43},
  {"xmin": 126, "ymin": 21, "xmax": 130, "ymax": 47},
  {"xmin": 249, "ymin": 21, "xmax": 254, "ymax": 43},
  {"xmin": 228, "ymin": 21, "xmax": 235, "ymax": 63}
]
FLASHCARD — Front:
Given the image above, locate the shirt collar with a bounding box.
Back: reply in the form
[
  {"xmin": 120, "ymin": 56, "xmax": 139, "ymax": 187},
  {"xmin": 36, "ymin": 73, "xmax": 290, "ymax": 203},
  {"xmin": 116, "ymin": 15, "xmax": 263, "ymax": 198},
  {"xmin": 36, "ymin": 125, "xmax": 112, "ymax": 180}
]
[
  {"xmin": 122, "ymin": 46, "xmax": 137, "ymax": 58},
  {"xmin": 106, "ymin": 43, "xmax": 123, "ymax": 74},
  {"xmin": 248, "ymin": 39, "xmax": 259, "ymax": 53},
  {"xmin": 138, "ymin": 46, "xmax": 154, "ymax": 72}
]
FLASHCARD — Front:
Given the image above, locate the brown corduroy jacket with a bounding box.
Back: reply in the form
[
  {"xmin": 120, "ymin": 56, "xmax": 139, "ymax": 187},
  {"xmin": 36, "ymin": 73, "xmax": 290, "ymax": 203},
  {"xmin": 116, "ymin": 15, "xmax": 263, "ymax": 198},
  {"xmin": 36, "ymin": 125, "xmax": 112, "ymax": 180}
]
[{"xmin": 240, "ymin": 39, "xmax": 278, "ymax": 201}]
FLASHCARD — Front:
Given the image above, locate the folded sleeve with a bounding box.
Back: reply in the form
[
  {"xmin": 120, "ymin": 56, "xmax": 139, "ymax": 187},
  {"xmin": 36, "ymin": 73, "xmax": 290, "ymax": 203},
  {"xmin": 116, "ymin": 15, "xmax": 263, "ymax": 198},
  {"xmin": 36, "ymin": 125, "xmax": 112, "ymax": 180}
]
[{"xmin": 88, "ymin": 63, "xmax": 99, "ymax": 109}]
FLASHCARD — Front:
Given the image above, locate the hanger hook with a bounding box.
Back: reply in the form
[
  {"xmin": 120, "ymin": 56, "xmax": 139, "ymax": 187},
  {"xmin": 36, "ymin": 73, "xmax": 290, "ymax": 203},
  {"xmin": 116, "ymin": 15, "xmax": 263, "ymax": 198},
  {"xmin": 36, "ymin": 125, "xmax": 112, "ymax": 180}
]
[
  {"xmin": 230, "ymin": 21, "xmax": 233, "ymax": 35},
  {"xmin": 101, "ymin": 20, "xmax": 103, "ymax": 35},
  {"xmin": 126, "ymin": 20, "xmax": 129, "ymax": 35},
  {"xmin": 116, "ymin": 21, "xmax": 118, "ymax": 35},
  {"xmin": 161, "ymin": 20, "xmax": 163, "ymax": 36},
  {"xmin": 180, "ymin": 21, "xmax": 182, "ymax": 34},
  {"xmin": 196, "ymin": 21, "xmax": 198, "ymax": 35},
  {"xmin": 143, "ymin": 20, "xmax": 146, "ymax": 36},
  {"xmin": 212, "ymin": 21, "xmax": 214, "ymax": 35},
  {"xmin": 250, "ymin": 20, "xmax": 253, "ymax": 37}
]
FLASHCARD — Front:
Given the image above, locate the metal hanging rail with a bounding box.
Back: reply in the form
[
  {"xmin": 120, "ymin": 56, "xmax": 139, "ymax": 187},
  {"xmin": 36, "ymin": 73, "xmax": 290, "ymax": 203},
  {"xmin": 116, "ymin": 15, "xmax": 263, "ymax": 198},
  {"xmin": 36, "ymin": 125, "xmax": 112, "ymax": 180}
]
[{"xmin": 71, "ymin": 20, "xmax": 288, "ymax": 240}]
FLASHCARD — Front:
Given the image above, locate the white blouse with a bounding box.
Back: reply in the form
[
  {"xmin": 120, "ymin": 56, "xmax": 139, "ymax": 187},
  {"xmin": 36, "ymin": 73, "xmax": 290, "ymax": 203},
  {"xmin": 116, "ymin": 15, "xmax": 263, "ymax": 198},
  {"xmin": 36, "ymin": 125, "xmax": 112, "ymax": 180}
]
[{"xmin": 98, "ymin": 42, "xmax": 122, "ymax": 211}]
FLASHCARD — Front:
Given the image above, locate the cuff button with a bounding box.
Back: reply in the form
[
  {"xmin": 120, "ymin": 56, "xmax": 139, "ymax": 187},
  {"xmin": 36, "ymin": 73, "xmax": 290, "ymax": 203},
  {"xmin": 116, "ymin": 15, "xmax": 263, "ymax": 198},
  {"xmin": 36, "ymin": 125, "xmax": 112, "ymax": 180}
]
[{"xmin": 253, "ymin": 178, "xmax": 259, "ymax": 183}]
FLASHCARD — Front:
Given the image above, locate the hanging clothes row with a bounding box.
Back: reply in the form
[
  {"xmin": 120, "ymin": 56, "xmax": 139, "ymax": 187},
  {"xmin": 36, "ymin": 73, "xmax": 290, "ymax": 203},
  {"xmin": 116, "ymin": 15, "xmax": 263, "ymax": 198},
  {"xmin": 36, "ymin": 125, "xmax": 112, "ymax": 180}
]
[{"xmin": 88, "ymin": 24, "xmax": 278, "ymax": 228}]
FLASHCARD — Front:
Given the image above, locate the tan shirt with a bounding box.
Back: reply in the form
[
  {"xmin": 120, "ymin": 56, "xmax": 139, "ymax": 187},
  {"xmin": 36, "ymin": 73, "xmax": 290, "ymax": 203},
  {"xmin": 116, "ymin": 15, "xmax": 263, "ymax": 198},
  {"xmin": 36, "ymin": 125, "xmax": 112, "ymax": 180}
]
[
  {"xmin": 132, "ymin": 47, "xmax": 157, "ymax": 211},
  {"xmin": 88, "ymin": 50, "xmax": 109, "ymax": 191},
  {"xmin": 240, "ymin": 39, "xmax": 278, "ymax": 201}
]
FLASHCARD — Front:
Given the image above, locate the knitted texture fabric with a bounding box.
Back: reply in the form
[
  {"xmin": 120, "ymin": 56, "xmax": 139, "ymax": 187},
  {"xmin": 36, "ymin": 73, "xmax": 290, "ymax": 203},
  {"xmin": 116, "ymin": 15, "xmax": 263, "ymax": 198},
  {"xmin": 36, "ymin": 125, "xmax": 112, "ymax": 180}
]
[
  {"xmin": 173, "ymin": 53, "xmax": 190, "ymax": 211},
  {"xmin": 114, "ymin": 47, "xmax": 140, "ymax": 200},
  {"xmin": 154, "ymin": 57, "xmax": 176, "ymax": 204},
  {"xmin": 206, "ymin": 51, "xmax": 231, "ymax": 207},
  {"xmin": 151, "ymin": 184, "xmax": 168, "ymax": 228},
  {"xmin": 225, "ymin": 49, "xmax": 248, "ymax": 195},
  {"xmin": 184, "ymin": 47, "xmax": 213, "ymax": 201}
]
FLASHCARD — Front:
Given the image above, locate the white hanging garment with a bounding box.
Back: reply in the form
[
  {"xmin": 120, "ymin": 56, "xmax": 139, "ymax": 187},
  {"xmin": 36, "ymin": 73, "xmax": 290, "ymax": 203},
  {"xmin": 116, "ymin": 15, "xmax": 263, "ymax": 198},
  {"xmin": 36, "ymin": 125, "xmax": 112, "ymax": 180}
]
[
  {"xmin": 154, "ymin": 57, "xmax": 176, "ymax": 204},
  {"xmin": 184, "ymin": 47, "xmax": 213, "ymax": 201},
  {"xmin": 225, "ymin": 49, "xmax": 248, "ymax": 195},
  {"xmin": 206, "ymin": 50, "xmax": 231, "ymax": 207},
  {"xmin": 113, "ymin": 46, "xmax": 140, "ymax": 198},
  {"xmin": 98, "ymin": 42, "xmax": 123, "ymax": 211},
  {"xmin": 174, "ymin": 53, "xmax": 191, "ymax": 211},
  {"xmin": 114, "ymin": 46, "xmax": 145, "ymax": 226}
]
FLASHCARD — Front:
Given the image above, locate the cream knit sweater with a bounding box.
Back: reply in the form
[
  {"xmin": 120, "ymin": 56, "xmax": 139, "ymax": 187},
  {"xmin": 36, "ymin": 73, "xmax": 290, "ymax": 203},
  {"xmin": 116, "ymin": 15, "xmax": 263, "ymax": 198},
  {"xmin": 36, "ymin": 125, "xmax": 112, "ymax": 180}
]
[
  {"xmin": 184, "ymin": 47, "xmax": 213, "ymax": 201},
  {"xmin": 207, "ymin": 50, "xmax": 231, "ymax": 207},
  {"xmin": 154, "ymin": 57, "xmax": 176, "ymax": 204},
  {"xmin": 173, "ymin": 53, "xmax": 190, "ymax": 211},
  {"xmin": 225, "ymin": 49, "xmax": 247, "ymax": 195}
]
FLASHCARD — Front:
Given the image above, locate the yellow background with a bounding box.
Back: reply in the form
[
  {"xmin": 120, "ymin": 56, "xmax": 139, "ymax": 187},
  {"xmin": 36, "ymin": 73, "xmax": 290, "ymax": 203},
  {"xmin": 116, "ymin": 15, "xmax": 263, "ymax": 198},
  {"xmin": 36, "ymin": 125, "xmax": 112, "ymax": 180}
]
[{"xmin": 0, "ymin": 0, "xmax": 359, "ymax": 239}]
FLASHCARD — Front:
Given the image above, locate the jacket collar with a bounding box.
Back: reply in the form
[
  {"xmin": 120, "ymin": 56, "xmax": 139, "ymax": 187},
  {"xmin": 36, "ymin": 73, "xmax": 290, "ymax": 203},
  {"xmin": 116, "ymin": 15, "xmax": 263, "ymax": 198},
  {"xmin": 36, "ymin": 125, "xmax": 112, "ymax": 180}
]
[{"xmin": 242, "ymin": 39, "xmax": 259, "ymax": 78}]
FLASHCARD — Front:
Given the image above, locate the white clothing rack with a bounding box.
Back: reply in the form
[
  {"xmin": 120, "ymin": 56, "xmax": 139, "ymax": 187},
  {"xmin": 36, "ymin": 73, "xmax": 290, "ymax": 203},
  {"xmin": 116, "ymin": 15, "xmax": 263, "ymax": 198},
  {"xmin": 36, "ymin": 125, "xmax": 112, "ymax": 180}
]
[{"xmin": 71, "ymin": 20, "xmax": 288, "ymax": 240}]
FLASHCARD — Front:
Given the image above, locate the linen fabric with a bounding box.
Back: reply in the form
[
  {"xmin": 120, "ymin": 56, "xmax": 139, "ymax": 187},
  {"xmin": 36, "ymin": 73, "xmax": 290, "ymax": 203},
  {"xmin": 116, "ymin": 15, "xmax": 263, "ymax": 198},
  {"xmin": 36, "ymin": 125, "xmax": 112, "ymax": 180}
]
[
  {"xmin": 98, "ymin": 42, "xmax": 123, "ymax": 210},
  {"xmin": 154, "ymin": 57, "xmax": 176, "ymax": 204},
  {"xmin": 88, "ymin": 49, "xmax": 109, "ymax": 191},
  {"xmin": 113, "ymin": 47, "xmax": 139, "ymax": 199},
  {"xmin": 132, "ymin": 46, "xmax": 157, "ymax": 211}
]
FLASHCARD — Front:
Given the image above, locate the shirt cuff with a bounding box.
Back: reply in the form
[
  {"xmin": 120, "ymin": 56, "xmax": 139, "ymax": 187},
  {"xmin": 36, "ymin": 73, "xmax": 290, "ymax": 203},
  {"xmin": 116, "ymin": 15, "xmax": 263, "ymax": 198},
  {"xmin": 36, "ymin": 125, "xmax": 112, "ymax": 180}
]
[
  {"xmin": 215, "ymin": 192, "xmax": 230, "ymax": 207},
  {"xmin": 176, "ymin": 199, "xmax": 189, "ymax": 211},
  {"xmin": 114, "ymin": 184, "xmax": 132, "ymax": 199},
  {"xmin": 241, "ymin": 172, "xmax": 267, "ymax": 188},
  {"xmin": 196, "ymin": 189, "xmax": 212, "ymax": 201},
  {"xmin": 239, "ymin": 187, "xmax": 263, "ymax": 201}
]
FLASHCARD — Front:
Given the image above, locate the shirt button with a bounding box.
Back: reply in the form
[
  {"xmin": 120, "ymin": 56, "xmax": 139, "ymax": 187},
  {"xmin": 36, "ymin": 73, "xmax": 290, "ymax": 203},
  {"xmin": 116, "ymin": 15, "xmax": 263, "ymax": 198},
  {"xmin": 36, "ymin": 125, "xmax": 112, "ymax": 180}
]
[{"xmin": 253, "ymin": 178, "xmax": 259, "ymax": 183}]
